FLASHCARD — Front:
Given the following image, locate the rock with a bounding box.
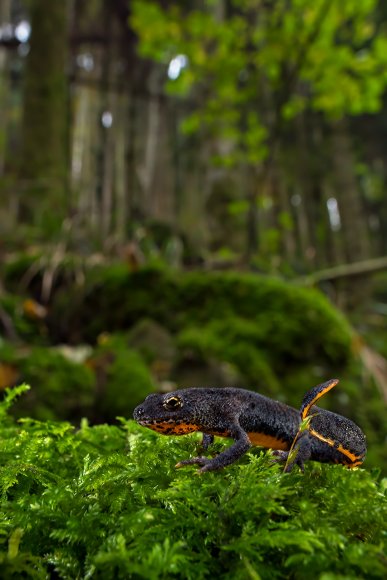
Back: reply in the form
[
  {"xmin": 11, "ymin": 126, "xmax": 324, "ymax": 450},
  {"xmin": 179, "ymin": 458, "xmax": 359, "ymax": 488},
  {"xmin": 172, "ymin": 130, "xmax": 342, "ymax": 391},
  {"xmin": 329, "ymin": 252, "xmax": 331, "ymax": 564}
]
[
  {"xmin": 127, "ymin": 319, "xmax": 176, "ymax": 363},
  {"xmin": 173, "ymin": 352, "xmax": 246, "ymax": 388}
]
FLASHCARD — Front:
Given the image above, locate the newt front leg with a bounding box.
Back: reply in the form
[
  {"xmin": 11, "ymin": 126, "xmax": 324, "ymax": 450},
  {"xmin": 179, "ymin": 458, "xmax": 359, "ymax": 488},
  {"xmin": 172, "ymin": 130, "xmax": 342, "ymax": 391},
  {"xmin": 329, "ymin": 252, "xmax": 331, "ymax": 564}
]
[{"xmin": 176, "ymin": 428, "xmax": 251, "ymax": 473}]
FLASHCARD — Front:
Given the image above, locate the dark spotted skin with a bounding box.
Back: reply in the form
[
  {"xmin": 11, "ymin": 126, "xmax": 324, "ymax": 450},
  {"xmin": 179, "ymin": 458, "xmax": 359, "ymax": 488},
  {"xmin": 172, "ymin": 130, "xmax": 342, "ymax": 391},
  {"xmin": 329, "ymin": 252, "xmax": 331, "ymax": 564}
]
[{"xmin": 133, "ymin": 380, "xmax": 367, "ymax": 473}]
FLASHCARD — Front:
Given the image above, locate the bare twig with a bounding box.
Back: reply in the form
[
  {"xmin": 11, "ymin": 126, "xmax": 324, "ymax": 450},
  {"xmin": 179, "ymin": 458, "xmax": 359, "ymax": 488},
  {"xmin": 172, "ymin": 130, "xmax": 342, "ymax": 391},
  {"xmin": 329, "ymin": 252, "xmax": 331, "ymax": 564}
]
[{"xmin": 296, "ymin": 256, "xmax": 387, "ymax": 285}]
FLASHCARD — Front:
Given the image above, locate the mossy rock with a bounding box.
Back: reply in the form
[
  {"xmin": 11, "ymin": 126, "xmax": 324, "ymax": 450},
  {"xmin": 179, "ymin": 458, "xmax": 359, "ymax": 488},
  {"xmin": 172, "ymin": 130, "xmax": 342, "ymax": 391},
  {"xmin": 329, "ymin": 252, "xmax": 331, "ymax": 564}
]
[
  {"xmin": 44, "ymin": 265, "xmax": 355, "ymax": 412},
  {"xmin": 127, "ymin": 318, "xmax": 176, "ymax": 364},
  {"xmin": 4, "ymin": 345, "xmax": 95, "ymax": 421},
  {"xmin": 177, "ymin": 323, "xmax": 280, "ymax": 396},
  {"xmin": 173, "ymin": 352, "xmax": 246, "ymax": 389},
  {"xmin": 6, "ymin": 260, "xmax": 353, "ymax": 371},
  {"xmin": 0, "ymin": 337, "xmax": 156, "ymax": 424},
  {"xmin": 91, "ymin": 334, "xmax": 156, "ymax": 422},
  {"xmin": 47, "ymin": 266, "xmax": 352, "ymax": 363}
]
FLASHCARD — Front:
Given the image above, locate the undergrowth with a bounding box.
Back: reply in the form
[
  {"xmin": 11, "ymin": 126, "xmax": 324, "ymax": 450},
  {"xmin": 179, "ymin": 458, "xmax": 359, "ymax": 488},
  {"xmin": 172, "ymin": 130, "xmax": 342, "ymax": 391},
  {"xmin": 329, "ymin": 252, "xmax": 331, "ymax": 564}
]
[{"xmin": 0, "ymin": 385, "xmax": 386, "ymax": 579}]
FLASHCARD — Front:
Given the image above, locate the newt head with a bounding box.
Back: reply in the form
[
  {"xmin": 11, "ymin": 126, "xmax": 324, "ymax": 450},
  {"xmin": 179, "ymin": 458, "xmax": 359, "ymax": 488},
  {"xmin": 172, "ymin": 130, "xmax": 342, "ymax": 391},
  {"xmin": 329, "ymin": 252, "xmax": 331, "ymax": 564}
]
[{"xmin": 133, "ymin": 391, "xmax": 201, "ymax": 436}]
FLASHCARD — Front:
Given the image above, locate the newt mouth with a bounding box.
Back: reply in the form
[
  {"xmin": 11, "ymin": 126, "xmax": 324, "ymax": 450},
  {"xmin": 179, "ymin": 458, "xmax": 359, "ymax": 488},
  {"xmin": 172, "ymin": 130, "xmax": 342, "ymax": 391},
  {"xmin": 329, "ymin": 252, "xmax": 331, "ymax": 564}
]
[
  {"xmin": 137, "ymin": 418, "xmax": 200, "ymax": 435},
  {"xmin": 138, "ymin": 418, "xmax": 175, "ymax": 426}
]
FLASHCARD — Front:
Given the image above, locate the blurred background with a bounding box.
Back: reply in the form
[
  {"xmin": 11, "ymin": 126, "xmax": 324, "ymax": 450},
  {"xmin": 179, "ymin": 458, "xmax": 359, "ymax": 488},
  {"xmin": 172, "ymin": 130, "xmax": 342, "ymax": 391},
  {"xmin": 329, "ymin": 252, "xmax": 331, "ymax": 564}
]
[{"xmin": 0, "ymin": 0, "xmax": 386, "ymax": 469}]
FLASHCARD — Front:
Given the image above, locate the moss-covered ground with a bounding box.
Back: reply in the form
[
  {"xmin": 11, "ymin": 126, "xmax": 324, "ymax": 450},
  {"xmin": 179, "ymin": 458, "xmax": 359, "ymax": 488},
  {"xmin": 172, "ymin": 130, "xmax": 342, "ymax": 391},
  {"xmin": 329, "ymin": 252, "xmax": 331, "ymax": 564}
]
[{"xmin": 0, "ymin": 386, "xmax": 385, "ymax": 580}]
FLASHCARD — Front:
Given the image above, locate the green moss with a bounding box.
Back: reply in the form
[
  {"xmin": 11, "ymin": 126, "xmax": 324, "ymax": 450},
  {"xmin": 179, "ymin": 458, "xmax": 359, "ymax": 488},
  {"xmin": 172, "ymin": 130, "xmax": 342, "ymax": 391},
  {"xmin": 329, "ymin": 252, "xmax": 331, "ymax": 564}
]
[{"xmin": 0, "ymin": 386, "xmax": 385, "ymax": 579}]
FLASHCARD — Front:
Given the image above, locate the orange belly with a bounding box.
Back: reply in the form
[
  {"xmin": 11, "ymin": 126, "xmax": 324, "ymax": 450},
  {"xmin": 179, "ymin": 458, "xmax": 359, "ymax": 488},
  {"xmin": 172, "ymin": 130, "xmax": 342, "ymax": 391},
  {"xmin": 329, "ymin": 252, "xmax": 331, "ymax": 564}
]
[
  {"xmin": 146, "ymin": 422, "xmax": 200, "ymax": 435},
  {"xmin": 247, "ymin": 432, "xmax": 290, "ymax": 450}
]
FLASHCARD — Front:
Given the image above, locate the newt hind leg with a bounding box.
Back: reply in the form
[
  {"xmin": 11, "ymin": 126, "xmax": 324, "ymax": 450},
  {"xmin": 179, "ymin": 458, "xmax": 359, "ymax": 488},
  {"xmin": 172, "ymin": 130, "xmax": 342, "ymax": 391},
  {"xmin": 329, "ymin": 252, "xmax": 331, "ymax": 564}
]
[
  {"xmin": 273, "ymin": 379, "xmax": 340, "ymax": 473},
  {"xmin": 272, "ymin": 432, "xmax": 312, "ymax": 473}
]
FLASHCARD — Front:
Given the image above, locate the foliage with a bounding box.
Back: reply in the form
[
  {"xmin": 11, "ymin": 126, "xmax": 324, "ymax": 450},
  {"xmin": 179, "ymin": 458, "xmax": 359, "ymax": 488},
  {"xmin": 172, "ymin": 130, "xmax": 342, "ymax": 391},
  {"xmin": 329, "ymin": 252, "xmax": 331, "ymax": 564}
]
[
  {"xmin": 0, "ymin": 385, "xmax": 385, "ymax": 579},
  {"xmin": 132, "ymin": 0, "xmax": 387, "ymax": 167}
]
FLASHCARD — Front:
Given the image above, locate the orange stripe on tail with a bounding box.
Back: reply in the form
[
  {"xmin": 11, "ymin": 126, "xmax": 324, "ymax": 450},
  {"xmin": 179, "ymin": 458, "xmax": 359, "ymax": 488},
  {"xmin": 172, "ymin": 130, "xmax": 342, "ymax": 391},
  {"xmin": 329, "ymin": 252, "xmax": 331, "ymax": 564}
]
[{"xmin": 300, "ymin": 379, "xmax": 339, "ymax": 420}]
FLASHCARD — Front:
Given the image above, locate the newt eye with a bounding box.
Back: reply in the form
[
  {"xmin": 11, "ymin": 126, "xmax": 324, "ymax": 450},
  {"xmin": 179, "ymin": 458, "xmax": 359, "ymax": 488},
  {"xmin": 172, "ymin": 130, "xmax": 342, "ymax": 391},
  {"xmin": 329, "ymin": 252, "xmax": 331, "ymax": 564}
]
[{"xmin": 163, "ymin": 396, "xmax": 183, "ymax": 410}]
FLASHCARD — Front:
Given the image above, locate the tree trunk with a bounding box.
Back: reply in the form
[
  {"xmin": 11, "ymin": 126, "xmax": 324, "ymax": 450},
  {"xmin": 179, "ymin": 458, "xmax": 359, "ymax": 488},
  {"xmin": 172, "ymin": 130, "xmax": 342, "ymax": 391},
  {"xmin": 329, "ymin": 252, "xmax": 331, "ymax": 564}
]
[
  {"xmin": 330, "ymin": 119, "xmax": 372, "ymax": 308},
  {"xmin": 114, "ymin": 93, "xmax": 129, "ymax": 242},
  {"xmin": 331, "ymin": 119, "xmax": 370, "ymax": 262},
  {"xmin": 137, "ymin": 66, "xmax": 162, "ymax": 218},
  {"xmin": 0, "ymin": 0, "xmax": 11, "ymax": 177},
  {"xmin": 20, "ymin": 0, "xmax": 69, "ymax": 227}
]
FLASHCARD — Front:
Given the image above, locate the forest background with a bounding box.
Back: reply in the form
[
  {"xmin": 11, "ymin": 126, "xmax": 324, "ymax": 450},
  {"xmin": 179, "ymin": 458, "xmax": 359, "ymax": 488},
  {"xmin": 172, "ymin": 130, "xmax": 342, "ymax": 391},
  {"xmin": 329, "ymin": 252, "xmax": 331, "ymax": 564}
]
[
  {"xmin": 1, "ymin": 0, "xmax": 387, "ymax": 453},
  {"xmin": 0, "ymin": 1, "xmax": 386, "ymax": 577},
  {"xmin": 0, "ymin": 0, "xmax": 387, "ymax": 437}
]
